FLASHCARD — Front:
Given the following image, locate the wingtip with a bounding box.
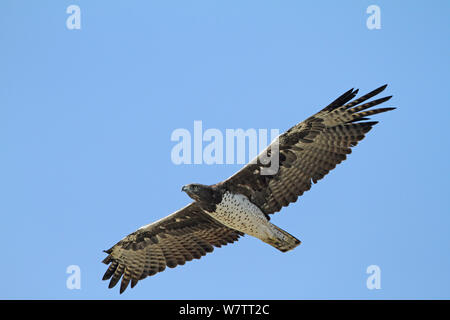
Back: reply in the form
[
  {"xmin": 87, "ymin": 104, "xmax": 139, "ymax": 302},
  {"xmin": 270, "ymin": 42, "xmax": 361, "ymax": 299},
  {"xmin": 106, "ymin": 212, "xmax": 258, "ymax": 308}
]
[
  {"xmin": 102, "ymin": 273, "xmax": 110, "ymax": 281},
  {"xmin": 371, "ymin": 84, "xmax": 388, "ymax": 95},
  {"xmin": 376, "ymin": 84, "xmax": 388, "ymax": 92}
]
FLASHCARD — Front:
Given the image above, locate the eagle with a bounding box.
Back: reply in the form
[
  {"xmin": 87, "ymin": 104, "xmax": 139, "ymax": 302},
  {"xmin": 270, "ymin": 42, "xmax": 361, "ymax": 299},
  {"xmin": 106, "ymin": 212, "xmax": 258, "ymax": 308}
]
[{"xmin": 102, "ymin": 85, "xmax": 394, "ymax": 293}]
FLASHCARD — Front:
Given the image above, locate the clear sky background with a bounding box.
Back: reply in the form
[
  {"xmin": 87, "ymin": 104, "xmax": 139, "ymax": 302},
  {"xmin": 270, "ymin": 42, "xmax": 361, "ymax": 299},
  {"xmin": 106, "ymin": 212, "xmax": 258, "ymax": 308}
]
[{"xmin": 1, "ymin": 1, "xmax": 449, "ymax": 299}]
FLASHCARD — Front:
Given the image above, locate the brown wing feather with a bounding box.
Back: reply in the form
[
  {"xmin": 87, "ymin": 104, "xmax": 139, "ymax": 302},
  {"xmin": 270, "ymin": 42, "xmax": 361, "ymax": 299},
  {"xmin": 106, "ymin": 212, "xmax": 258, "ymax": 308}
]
[
  {"xmin": 221, "ymin": 85, "xmax": 395, "ymax": 215},
  {"xmin": 102, "ymin": 203, "xmax": 243, "ymax": 293}
]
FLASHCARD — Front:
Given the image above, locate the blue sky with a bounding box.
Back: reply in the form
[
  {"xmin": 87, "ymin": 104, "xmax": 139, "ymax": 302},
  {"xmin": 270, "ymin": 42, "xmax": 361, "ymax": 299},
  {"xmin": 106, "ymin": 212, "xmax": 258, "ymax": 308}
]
[{"xmin": 1, "ymin": 1, "xmax": 449, "ymax": 299}]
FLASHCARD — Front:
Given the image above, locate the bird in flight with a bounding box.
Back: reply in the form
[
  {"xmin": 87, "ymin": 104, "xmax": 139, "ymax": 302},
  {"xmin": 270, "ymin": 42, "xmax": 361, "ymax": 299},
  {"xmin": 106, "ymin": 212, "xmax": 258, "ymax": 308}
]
[{"xmin": 102, "ymin": 85, "xmax": 394, "ymax": 293}]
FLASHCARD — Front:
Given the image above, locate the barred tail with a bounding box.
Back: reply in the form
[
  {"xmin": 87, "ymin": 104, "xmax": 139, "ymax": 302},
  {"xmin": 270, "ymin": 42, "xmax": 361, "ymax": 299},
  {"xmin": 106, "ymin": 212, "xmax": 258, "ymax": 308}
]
[{"xmin": 265, "ymin": 224, "xmax": 301, "ymax": 252}]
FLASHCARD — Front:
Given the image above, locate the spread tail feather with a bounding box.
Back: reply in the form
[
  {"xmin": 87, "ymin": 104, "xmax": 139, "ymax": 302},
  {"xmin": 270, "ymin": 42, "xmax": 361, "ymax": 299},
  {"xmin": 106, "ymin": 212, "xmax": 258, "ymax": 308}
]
[{"xmin": 264, "ymin": 224, "xmax": 301, "ymax": 252}]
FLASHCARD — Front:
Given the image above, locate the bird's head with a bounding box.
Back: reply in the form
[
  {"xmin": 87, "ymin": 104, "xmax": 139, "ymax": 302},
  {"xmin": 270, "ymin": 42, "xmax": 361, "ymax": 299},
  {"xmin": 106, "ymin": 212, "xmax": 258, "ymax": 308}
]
[{"xmin": 181, "ymin": 183, "xmax": 217, "ymax": 203}]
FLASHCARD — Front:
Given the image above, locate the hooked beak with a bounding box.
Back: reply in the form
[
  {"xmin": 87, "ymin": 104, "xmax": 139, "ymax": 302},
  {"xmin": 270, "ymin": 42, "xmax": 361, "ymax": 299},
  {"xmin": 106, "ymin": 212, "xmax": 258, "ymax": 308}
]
[{"xmin": 181, "ymin": 185, "xmax": 188, "ymax": 192}]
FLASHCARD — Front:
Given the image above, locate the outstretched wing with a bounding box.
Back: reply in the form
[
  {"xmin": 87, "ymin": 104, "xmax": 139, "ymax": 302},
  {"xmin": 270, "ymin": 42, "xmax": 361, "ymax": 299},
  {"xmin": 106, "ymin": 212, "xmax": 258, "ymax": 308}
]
[
  {"xmin": 220, "ymin": 84, "xmax": 394, "ymax": 215},
  {"xmin": 102, "ymin": 202, "xmax": 243, "ymax": 293}
]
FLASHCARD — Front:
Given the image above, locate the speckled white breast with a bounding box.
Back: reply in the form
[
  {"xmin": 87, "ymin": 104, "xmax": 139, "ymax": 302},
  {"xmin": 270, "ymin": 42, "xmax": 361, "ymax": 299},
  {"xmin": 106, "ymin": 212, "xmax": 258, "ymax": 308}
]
[{"xmin": 205, "ymin": 191, "xmax": 272, "ymax": 238}]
